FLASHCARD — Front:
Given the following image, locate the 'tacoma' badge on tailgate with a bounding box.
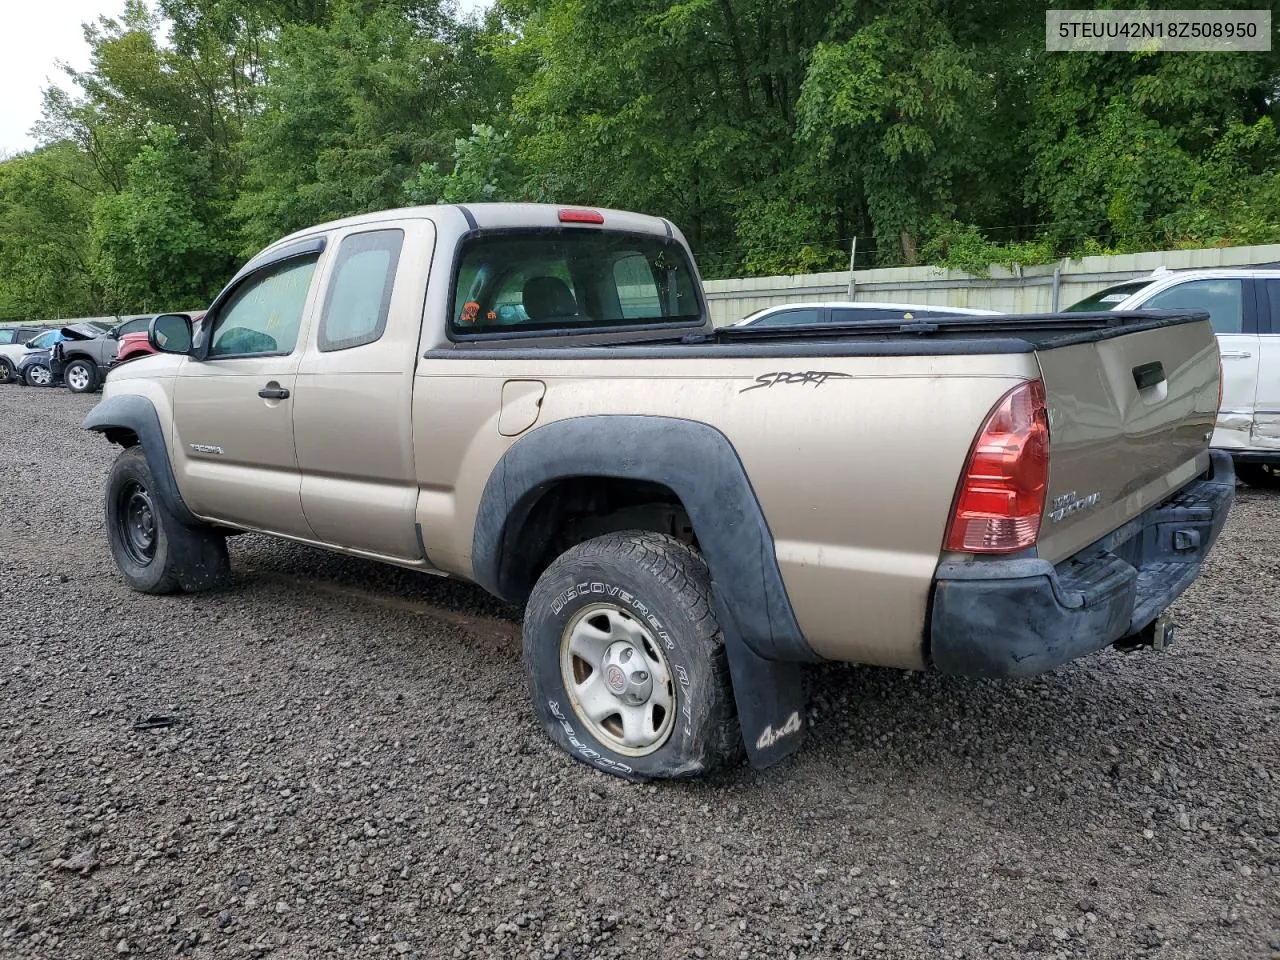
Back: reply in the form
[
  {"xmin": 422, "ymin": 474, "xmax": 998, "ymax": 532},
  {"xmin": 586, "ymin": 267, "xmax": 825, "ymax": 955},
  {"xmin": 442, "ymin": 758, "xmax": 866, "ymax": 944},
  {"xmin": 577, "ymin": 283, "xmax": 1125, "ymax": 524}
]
[
  {"xmin": 189, "ymin": 443, "xmax": 224, "ymax": 455},
  {"xmin": 1049, "ymin": 490, "xmax": 1101, "ymax": 523}
]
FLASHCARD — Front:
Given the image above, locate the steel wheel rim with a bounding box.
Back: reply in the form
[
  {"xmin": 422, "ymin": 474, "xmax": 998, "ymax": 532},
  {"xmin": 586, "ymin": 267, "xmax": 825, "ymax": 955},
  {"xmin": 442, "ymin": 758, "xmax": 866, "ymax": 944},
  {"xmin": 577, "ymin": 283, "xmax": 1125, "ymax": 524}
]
[
  {"xmin": 559, "ymin": 602, "xmax": 676, "ymax": 757},
  {"xmin": 117, "ymin": 481, "xmax": 158, "ymax": 565},
  {"xmin": 29, "ymin": 365, "xmax": 51, "ymax": 385},
  {"xmin": 67, "ymin": 365, "xmax": 90, "ymax": 390}
]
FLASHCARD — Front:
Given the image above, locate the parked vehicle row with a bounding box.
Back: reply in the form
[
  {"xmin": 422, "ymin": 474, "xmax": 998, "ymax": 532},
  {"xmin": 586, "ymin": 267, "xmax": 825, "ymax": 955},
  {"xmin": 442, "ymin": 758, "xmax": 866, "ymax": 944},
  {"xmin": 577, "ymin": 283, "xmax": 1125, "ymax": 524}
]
[{"xmin": 0, "ymin": 316, "xmax": 155, "ymax": 390}]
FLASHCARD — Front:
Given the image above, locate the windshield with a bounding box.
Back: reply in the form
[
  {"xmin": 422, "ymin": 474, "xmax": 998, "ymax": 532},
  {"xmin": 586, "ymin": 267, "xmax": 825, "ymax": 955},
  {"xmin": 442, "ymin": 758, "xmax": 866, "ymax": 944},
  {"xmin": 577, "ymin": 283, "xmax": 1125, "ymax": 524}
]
[
  {"xmin": 1064, "ymin": 281, "xmax": 1152, "ymax": 312},
  {"xmin": 452, "ymin": 230, "xmax": 701, "ymax": 334},
  {"xmin": 30, "ymin": 331, "xmax": 62, "ymax": 349}
]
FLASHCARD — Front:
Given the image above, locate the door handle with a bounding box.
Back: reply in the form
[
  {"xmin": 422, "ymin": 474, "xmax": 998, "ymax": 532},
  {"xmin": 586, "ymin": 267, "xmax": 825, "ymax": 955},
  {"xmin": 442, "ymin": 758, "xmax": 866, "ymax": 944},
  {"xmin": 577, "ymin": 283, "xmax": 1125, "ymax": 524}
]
[
  {"xmin": 258, "ymin": 385, "xmax": 290, "ymax": 400},
  {"xmin": 1220, "ymin": 351, "xmax": 1252, "ymax": 359},
  {"xmin": 1132, "ymin": 361, "xmax": 1165, "ymax": 391}
]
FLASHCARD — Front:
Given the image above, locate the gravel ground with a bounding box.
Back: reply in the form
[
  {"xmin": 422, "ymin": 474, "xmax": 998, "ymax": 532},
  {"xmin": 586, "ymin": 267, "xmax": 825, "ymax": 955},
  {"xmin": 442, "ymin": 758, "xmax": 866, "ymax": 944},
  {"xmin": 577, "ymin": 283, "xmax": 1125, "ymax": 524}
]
[{"xmin": 1, "ymin": 386, "xmax": 1277, "ymax": 960}]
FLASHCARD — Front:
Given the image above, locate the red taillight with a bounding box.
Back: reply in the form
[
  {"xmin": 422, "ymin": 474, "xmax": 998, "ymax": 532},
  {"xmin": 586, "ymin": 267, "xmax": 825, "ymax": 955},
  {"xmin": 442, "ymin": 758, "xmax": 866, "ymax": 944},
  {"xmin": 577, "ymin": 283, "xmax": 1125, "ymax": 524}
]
[
  {"xmin": 558, "ymin": 208, "xmax": 605, "ymax": 224},
  {"xmin": 944, "ymin": 379, "xmax": 1050, "ymax": 554}
]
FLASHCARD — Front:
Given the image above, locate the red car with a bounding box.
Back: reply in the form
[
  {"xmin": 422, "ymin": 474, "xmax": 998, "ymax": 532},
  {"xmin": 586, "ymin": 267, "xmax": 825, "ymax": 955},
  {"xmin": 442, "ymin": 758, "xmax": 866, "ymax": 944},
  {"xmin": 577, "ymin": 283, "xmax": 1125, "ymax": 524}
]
[{"xmin": 115, "ymin": 312, "xmax": 205, "ymax": 364}]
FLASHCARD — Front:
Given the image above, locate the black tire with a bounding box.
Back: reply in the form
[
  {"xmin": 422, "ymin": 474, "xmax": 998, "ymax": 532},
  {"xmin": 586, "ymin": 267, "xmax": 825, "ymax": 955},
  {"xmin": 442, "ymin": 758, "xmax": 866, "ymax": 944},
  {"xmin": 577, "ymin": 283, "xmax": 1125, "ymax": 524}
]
[
  {"xmin": 23, "ymin": 362, "xmax": 52, "ymax": 387},
  {"xmin": 523, "ymin": 531, "xmax": 741, "ymax": 781},
  {"xmin": 1235, "ymin": 461, "xmax": 1280, "ymax": 489},
  {"xmin": 105, "ymin": 447, "xmax": 232, "ymax": 594},
  {"xmin": 0, "ymin": 358, "xmax": 13, "ymax": 384},
  {"xmin": 64, "ymin": 358, "xmax": 99, "ymax": 393}
]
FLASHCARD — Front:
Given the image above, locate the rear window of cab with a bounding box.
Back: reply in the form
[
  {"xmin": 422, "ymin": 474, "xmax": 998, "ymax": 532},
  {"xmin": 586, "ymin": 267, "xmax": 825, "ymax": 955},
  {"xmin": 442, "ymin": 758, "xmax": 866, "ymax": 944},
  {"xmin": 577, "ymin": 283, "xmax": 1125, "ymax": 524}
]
[{"xmin": 450, "ymin": 230, "xmax": 702, "ymax": 336}]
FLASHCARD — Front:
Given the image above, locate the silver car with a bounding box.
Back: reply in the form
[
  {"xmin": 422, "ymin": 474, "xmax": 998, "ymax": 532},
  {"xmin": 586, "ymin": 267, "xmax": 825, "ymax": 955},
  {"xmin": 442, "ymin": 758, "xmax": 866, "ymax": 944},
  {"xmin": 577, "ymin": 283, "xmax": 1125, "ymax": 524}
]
[{"xmin": 732, "ymin": 300, "xmax": 1000, "ymax": 328}]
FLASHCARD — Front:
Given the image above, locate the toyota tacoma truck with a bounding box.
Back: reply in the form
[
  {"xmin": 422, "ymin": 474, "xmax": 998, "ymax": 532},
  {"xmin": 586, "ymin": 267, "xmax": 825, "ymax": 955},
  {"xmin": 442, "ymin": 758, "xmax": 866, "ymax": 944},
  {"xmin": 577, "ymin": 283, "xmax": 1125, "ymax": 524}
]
[{"xmin": 83, "ymin": 203, "xmax": 1234, "ymax": 780}]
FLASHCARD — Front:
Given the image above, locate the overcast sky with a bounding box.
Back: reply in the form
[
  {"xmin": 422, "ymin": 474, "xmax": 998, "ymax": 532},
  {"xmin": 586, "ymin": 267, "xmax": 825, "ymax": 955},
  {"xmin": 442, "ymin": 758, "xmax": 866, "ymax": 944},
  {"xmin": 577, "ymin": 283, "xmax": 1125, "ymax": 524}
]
[
  {"xmin": 0, "ymin": 0, "xmax": 116, "ymax": 156},
  {"xmin": 0, "ymin": 0, "xmax": 492, "ymax": 157}
]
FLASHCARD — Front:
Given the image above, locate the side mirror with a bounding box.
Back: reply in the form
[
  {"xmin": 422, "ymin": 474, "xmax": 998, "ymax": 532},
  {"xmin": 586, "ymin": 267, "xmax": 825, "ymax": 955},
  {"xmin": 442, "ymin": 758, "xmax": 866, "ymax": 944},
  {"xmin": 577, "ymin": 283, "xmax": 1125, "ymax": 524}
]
[{"xmin": 149, "ymin": 314, "xmax": 193, "ymax": 355}]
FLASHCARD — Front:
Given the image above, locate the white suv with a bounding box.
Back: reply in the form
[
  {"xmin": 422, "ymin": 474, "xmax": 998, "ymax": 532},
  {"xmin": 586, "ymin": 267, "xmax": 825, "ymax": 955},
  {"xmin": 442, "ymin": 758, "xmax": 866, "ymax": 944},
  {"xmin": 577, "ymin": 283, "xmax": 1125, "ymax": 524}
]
[
  {"xmin": 0, "ymin": 326, "xmax": 54, "ymax": 384},
  {"xmin": 1066, "ymin": 265, "xmax": 1280, "ymax": 487}
]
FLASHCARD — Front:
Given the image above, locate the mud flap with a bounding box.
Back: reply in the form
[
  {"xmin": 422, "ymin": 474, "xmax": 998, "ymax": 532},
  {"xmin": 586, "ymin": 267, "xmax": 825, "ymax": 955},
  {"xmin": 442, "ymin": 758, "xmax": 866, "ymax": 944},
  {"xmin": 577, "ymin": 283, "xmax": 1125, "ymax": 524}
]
[{"xmin": 716, "ymin": 595, "xmax": 807, "ymax": 769}]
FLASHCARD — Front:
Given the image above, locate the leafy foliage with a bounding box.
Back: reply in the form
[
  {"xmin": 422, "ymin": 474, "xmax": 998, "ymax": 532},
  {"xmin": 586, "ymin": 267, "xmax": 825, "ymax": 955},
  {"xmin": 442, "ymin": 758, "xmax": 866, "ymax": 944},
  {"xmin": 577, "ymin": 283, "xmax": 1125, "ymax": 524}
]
[
  {"xmin": 1, "ymin": 0, "xmax": 1279, "ymax": 318},
  {"xmin": 92, "ymin": 125, "xmax": 232, "ymax": 310}
]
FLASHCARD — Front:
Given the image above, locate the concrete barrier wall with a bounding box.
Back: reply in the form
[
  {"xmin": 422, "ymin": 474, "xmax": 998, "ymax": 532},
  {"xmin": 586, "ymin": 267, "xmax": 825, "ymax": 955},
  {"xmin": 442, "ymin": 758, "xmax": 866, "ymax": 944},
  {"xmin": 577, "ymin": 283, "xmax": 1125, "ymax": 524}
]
[{"xmin": 701, "ymin": 242, "xmax": 1280, "ymax": 326}]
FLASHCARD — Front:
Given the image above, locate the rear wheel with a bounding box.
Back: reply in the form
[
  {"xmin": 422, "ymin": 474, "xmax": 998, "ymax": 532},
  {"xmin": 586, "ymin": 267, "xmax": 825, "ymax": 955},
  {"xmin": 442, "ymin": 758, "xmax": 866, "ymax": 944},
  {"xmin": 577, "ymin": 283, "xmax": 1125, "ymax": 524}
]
[
  {"xmin": 24, "ymin": 362, "xmax": 52, "ymax": 387},
  {"xmin": 64, "ymin": 359, "xmax": 98, "ymax": 393},
  {"xmin": 1235, "ymin": 461, "xmax": 1280, "ymax": 490},
  {"xmin": 105, "ymin": 447, "xmax": 231, "ymax": 594},
  {"xmin": 522, "ymin": 531, "xmax": 740, "ymax": 780}
]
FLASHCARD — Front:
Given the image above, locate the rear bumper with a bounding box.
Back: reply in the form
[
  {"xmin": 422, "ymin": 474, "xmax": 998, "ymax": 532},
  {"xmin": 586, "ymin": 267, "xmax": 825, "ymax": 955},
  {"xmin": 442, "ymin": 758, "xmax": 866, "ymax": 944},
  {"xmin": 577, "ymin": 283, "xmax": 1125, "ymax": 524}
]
[{"xmin": 929, "ymin": 450, "xmax": 1234, "ymax": 678}]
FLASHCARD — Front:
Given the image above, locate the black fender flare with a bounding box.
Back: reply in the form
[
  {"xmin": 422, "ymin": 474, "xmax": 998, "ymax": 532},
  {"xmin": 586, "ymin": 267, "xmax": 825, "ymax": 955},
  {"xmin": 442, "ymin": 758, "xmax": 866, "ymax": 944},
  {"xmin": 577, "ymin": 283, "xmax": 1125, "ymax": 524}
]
[
  {"xmin": 472, "ymin": 414, "xmax": 813, "ymax": 768},
  {"xmin": 82, "ymin": 394, "xmax": 200, "ymax": 527}
]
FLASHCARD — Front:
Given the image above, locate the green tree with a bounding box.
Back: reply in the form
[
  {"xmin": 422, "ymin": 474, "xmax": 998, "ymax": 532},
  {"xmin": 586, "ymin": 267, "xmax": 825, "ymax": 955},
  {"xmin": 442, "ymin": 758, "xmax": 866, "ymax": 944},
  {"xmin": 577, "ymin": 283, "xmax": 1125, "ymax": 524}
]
[
  {"xmin": 235, "ymin": 0, "xmax": 511, "ymax": 253},
  {"xmin": 403, "ymin": 124, "xmax": 524, "ymax": 204},
  {"xmin": 91, "ymin": 125, "xmax": 233, "ymax": 310},
  {"xmin": 0, "ymin": 144, "xmax": 102, "ymax": 320}
]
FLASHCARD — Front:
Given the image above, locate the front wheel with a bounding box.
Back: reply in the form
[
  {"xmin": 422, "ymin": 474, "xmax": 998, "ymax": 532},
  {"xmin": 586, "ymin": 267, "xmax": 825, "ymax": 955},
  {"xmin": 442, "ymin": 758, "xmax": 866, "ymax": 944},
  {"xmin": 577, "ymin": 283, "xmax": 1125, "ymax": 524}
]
[
  {"xmin": 0, "ymin": 358, "xmax": 13, "ymax": 384},
  {"xmin": 1235, "ymin": 461, "xmax": 1280, "ymax": 490},
  {"xmin": 522, "ymin": 531, "xmax": 741, "ymax": 780},
  {"xmin": 64, "ymin": 359, "xmax": 99, "ymax": 393},
  {"xmin": 24, "ymin": 363, "xmax": 52, "ymax": 387},
  {"xmin": 105, "ymin": 447, "xmax": 231, "ymax": 594}
]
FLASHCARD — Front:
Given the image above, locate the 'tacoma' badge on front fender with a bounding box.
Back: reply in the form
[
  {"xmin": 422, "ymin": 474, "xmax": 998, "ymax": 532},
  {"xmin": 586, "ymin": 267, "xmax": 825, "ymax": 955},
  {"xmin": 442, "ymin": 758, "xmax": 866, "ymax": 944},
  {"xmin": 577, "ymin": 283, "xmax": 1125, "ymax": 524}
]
[{"xmin": 1049, "ymin": 490, "xmax": 1101, "ymax": 523}]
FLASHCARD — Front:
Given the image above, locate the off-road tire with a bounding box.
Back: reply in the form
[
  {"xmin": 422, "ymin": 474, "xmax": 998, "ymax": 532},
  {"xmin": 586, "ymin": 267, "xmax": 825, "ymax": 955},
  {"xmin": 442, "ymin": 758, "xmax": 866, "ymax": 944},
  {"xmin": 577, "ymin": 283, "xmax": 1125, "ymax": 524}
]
[
  {"xmin": 0, "ymin": 358, "xmax": 13, "ymax": 384},
  {"xmin": 105, "ymin": 447, "xmax": 231, "ymax": 594},
  {"xmin": 23, "ymin": 362, "xmax": 52, "ymax": 387},
  {"xmin": 523, "ymin": 531, "xmax": 741, "ymax": 780},
  {"xmin": 64, "ymin": 359, "xmax": 99, "ymax": 393},
  {"xmin": 1235, "ymin": 461, "xmax": 1280, "ymax": 490}
]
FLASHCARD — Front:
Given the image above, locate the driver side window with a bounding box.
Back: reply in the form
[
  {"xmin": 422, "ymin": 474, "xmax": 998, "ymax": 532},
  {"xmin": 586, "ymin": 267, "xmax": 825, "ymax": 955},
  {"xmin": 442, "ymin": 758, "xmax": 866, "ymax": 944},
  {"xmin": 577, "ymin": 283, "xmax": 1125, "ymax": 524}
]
[
  {"xmin": 208, "ymin": 256, "xmax": 319, "ymax": 358},
  {"xmin": 115, "ymin": 317, "xmax": 151, "ymax": 337}
]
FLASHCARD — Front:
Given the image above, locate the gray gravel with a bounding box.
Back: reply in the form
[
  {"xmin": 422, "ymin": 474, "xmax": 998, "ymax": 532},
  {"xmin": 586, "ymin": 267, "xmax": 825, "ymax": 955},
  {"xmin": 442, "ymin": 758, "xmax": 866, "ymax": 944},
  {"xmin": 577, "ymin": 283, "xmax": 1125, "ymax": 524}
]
[{"xmin": 1, "ymin": 386, "xmax": 1277, "ymax": 960}]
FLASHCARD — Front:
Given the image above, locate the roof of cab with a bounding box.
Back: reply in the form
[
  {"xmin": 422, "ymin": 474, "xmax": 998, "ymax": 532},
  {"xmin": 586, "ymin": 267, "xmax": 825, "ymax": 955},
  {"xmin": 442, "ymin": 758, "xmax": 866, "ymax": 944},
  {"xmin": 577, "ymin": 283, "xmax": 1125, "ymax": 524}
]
[{"xmin": 266, "ymin": 203, "xmax": 677, "ymax": 255}]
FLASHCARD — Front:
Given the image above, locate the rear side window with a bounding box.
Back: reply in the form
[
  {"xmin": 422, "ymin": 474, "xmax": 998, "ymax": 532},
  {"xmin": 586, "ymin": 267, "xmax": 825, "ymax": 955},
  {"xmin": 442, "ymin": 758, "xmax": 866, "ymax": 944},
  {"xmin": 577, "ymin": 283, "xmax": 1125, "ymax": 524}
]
[
  {"xmin": 319, "ymin": 229, "xmax": 404, "ymax": 352},
  {"xmin": 1064, "ymin": 281, "xmax": 1152, "ymax": 312},
  {"xmin": 613, "ymin": 253, "xmax": 663, "ymax": 318},
  {"xmin": 451, "ymin": 230, "xmax": 700, "ymax": 335},
  {"xmin": 751, "ymin": 308, "xmax": 821, "ymax": 327},
  {"xmin": 0, "ymin": 330, "xmax": 14, "ymax": 345},
  {"xmin": 208, "ymin": 256, "xmax": 319, "ymax": 358},
  {"xmin": 1265, "ymin": 279, "xmax": 1280, "ymax": 334},
  {"xmin": 828, "ymin": 307, "xmax": 968, "ymax": 324},
  {"xmin": 1141, "ymin": 278, "xmax": 1243, "ymax": 335},
  {"xmin": 115, "ymin": 317, "xmax": 151, "ymax": 337}
]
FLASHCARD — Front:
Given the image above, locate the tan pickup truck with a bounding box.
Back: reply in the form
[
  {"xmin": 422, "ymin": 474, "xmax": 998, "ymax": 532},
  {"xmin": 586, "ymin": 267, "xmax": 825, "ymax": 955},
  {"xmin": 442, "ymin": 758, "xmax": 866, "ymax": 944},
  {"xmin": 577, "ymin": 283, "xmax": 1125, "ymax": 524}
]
[{"xmin": 85, "ymin": 203, "xmax": 1234, "ymax": 780}]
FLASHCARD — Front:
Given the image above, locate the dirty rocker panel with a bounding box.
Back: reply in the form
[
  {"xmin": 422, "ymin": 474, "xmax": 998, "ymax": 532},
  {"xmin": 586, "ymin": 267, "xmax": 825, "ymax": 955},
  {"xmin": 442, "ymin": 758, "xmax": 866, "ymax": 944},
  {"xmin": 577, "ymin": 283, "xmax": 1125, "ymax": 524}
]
[{"xmin": 930, "ymin": 450, "xmax": 1235, "ymax": 678}]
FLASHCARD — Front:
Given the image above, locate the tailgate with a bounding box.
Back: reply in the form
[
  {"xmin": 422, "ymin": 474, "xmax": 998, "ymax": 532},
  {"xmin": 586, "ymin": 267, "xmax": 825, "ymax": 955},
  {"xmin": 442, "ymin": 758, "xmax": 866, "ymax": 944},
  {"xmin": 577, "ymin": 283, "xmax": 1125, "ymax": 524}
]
[{"xmin": 1034, "ymin": 318, "xmax": 1219, "ymax": 564}]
